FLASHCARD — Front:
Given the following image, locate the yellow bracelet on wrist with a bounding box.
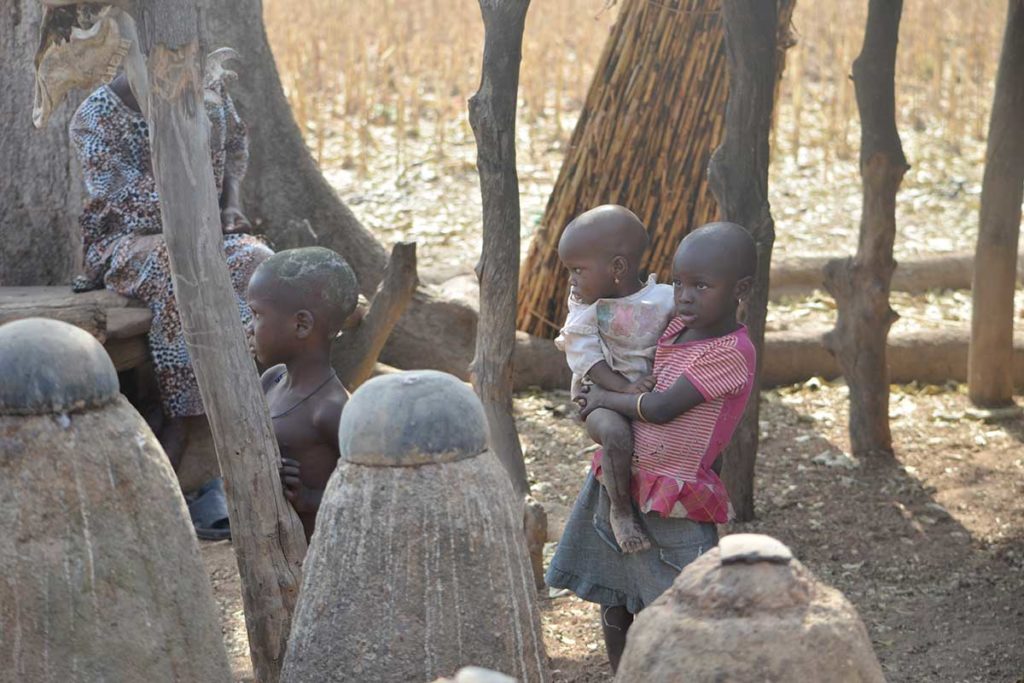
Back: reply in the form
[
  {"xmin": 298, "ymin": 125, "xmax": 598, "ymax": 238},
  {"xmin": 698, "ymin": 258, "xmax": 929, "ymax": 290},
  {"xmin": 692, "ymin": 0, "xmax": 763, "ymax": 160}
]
[{"xmin": 636, "ymin": 392, "xmax": 649, "ymax": 423}]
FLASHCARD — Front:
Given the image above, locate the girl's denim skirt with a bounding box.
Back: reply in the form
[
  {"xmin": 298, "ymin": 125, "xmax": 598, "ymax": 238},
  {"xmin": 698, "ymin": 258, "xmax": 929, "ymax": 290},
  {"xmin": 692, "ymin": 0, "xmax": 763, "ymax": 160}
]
[{"xmin": 545, "ymin": 472, "xmax": 718, "ymax": 614}]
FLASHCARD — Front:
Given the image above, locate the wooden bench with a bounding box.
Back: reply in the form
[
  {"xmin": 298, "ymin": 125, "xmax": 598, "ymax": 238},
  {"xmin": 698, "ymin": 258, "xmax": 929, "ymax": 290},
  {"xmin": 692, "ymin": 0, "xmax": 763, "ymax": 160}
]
[{"xmin": 0, "ymin": 287, "xmax": 153, "ymax": 371}]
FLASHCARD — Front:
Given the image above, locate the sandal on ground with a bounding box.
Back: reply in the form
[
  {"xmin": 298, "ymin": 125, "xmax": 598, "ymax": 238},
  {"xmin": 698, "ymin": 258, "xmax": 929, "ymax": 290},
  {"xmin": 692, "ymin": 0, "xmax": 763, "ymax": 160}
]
[{"xmin": 186, "ymin": 477, "xmax": 231, "ymax": 541}]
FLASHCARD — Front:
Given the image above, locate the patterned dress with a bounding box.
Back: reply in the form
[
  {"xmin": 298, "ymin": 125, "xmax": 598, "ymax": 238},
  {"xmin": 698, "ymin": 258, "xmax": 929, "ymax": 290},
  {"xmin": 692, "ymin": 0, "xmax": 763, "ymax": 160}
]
[{"xmin": 70, "ymin": 82, "xmax": 273, "ymax": 418}]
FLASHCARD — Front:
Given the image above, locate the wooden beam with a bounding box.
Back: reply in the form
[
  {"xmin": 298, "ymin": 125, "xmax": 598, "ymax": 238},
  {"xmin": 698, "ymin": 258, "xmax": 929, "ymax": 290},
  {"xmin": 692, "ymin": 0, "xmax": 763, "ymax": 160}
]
[
  {"xmin": 0, "ymin": 305, "xmax": 106, "ymax": 342},
  {"xmin": 0, "ymin": 286, "xmax": 140, "ymax": 309},
  {"xmin": 132, "ymin": 3, "xmax": 305, "ymax": 681},
  {"xmin": 0, "ymin": 286, "xmax": 145, "ymax": 343},
  {"xmin": 106, "ymin": 307, "xmax": 153, "ymax": 340}
]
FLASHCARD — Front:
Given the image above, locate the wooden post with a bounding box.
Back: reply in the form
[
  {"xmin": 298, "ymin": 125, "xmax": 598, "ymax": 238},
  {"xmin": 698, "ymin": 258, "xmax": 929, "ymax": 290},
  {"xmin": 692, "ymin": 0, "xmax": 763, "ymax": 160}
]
[
  {"xmin": 968, "ymin": 0, "xmax": 1024, "ymax": 408},
  {"xmin": 468, "ymin": 0, "xmax": 531, "ymax": 498},
  {"xmin": 707, "ymin": 0, "xmax": 783, "ymax": 522},
  {"xmin": 822, "ymin": 0, "xmax": 908, "ymax": 456},
  {"xmin": 331, "ymin": 242, "xmax": 419, "ymax": 389},
  {"xmin": 133, "ymin": 3, "xmax": 305, "ymax": 681}
]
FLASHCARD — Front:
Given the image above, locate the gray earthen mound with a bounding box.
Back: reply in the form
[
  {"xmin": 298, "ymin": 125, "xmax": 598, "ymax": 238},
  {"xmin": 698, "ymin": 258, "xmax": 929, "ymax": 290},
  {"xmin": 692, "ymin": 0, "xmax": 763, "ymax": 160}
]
[
  {"xmin": 616, "ymin": 533, "xmax": 885, "ymax": 682},
  {"xmin": 0, "ymin": 317, "xmax": 119, "ymax": 414},
  {"xmin": 282, "ymin": 370, "xmax": 549, "ymax": 683},
  {"xmin": 0, "ymin": 318, "xmax": 231, "ymax": 682}
]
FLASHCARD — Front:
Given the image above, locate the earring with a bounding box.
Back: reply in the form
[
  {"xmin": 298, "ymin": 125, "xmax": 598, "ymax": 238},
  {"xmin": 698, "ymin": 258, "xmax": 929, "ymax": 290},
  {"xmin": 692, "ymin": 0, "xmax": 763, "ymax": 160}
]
[{"xmin": 614, "ymin": 277, "xmax": 620, "ymax": 284}]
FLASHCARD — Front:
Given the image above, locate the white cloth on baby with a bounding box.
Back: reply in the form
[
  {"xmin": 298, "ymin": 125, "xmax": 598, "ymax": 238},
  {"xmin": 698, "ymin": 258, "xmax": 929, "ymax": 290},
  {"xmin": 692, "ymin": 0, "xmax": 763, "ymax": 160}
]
[{"xmin": 555, "ymin": 274, "xmax": 676, "ymax": 397}]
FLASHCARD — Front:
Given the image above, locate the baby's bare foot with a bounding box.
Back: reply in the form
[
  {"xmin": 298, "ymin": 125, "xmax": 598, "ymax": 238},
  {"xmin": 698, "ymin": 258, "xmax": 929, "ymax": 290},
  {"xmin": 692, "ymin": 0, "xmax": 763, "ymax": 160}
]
[{"xmin": 609, "ymin": 506, "xmax": 652, "ymax": 554}]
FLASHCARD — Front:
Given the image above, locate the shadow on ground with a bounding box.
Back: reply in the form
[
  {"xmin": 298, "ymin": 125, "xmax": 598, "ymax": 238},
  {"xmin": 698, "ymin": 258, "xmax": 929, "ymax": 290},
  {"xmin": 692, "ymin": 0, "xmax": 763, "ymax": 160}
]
[
  {"xmin": 521, "ymin": 385, "xmax": 1024, "ymax": 683},
  {"xmin": 726, "ymin": 394, "xmax": 1024, "ymax": 683}
]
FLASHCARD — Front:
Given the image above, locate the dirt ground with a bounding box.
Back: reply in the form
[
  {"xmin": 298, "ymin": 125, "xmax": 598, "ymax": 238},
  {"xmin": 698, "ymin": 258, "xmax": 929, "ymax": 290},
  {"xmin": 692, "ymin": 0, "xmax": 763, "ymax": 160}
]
[{"xmin": 202, "ymin": 380, "xmax": 1024, "ymax": 683}]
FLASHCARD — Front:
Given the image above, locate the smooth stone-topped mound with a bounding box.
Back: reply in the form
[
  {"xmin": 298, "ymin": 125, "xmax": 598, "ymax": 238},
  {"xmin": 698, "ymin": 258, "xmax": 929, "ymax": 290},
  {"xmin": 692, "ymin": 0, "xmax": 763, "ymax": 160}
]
[
  {"xmin": 282, "ymin": 370, "xmax": 549, "ymax": 683},
  {"xmin": 0, "ymin": 318, "xmax": 231, "ymax": 682},
  {"xmin": 719, "ymin": 532, "xmax": 794, "ymax": 564},
  {"xmin": 0, "ymin": 317, "xmax": 119, "ymax": 415},
  {"xmin": 616, "ymin": 533, "xmax": 884, "ymax": 682},
  {"xmin": 338, "ymin": 370, "xmax": 488, "ymax": 466}
]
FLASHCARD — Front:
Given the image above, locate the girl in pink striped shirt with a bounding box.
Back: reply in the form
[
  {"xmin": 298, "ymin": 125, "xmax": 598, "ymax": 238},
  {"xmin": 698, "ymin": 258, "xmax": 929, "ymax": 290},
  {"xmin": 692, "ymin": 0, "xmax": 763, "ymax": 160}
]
[{"xmin": 545, "ymin": 222, "xmax": 758, "ymax": 673}]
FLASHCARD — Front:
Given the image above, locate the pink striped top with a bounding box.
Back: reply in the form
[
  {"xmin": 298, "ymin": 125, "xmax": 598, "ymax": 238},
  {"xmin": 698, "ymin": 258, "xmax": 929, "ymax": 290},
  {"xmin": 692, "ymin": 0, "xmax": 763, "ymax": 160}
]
[{"xmin": 593, "ymin": 317, "xmax": 756, "ymax": 523}]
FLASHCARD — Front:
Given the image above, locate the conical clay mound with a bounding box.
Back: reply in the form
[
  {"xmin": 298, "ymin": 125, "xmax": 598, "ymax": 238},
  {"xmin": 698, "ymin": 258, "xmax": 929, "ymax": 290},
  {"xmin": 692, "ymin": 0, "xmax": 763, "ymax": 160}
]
[
  {"xmin": 616, "ymin": 533, "xmax": 885, "ymax": 682},
  {"xmin": 282, "ymin": 370, "xmax": 549, "ymax": 683},
  {"xmin": 0, "ymin": 318, "xmax": 231, "ymax": 683}
]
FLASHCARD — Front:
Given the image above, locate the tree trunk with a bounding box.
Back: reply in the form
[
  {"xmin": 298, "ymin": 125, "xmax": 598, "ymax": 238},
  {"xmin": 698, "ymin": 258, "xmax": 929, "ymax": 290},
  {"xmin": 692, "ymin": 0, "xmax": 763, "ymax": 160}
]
[
  {"xmin": 198, "ymin": 0, "xmax": 385, "ymax": 282},
  {"xmin": 968, "ymin": 0, "xmax": 1024, "ymax": 408},
  {"xmin": 517, "ymin": 0, "xmax": 795, "ymax": 339},
  {"xmin": 134, "ymin": 4, "xmax": 305, "ymax": 682},
  {"xmin": 822, "ymin": 0, "xmax": 907, "ymax": 457},
  {"xmin": 468, "ymin": 0, "xmax": 531, "ymax": 498},
  {"xmin": 200, "ymin": 0, "xmax": 479, "ymax": 378},
  {"xmin": 707, "ymin": 0, "xmax": 789, "ymax": 522},
  {"xmin": 0, "ymin": 0, "xmax": 82, "ymax": 286}
]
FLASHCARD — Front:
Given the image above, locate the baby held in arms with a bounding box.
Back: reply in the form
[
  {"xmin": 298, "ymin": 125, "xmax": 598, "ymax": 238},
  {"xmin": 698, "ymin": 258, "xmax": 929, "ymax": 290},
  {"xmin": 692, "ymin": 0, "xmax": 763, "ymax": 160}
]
[
  {"xmin": 549, "ymin": 222, "xmax": 758, "ymax": 672},
  {"xmin": 555, "ymin": 205, "xmax": 676, "ymax": 553}
]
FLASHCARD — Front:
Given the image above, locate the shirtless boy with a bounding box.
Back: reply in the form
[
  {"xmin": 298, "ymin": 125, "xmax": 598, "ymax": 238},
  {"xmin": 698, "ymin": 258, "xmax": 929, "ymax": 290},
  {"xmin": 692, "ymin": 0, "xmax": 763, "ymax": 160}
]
[{"xmin": 246, "ymin": 247, "xmax": 358, "ymax": 541}]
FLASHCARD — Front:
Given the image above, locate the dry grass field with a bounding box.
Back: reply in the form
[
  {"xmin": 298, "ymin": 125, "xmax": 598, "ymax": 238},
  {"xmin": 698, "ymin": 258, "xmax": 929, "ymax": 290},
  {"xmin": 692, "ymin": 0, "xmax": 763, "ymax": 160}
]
[
  {"xmin": 264, "ymin": 0, "xmax": 614, "ymax": 170},
  {"xmin": 263, "ymin": 0, "xmax": 1007, "ymax": 266},
  {"xmin": 264, "ymin": 0, "xmax": 1002, "ymax": 175}
]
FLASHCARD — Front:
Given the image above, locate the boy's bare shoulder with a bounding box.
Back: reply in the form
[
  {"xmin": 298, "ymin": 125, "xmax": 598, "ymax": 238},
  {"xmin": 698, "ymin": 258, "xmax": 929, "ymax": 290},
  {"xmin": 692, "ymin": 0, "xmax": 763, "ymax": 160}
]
[
  {"xmin": 259, "ymin": 363, "xmax": 287, "ymax": 393},
  {"xmin": 312, "ymin": 379, "xmax": 348, "ymax": 448}
]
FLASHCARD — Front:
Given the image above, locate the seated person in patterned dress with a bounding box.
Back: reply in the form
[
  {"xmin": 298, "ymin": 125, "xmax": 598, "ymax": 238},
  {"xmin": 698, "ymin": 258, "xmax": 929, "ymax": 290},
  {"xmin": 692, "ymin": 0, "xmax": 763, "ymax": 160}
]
[{"xmin": 70, "ymin": 69, "xmax": 272, "ymax": 472}]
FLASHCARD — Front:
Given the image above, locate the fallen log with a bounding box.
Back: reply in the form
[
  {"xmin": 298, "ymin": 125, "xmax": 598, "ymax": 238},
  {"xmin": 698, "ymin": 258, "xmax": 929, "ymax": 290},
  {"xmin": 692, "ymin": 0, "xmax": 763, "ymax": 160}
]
[
  {"xmin": 504, "ymin": 324, "xmax": 1024, "ymax": 392},
  {"xmin": 771, "ymin": 253, "xmax": 990, "ymax": 300},
  {"xmin": 761, "ymin": 325, "xmax": 1024, "ymax": 388}
]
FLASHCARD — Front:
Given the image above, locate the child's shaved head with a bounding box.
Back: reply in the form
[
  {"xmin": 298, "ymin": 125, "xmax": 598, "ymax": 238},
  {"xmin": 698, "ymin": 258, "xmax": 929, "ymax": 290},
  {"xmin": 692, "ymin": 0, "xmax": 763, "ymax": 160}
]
[
  {"xmin": 559, "ymin": 204, "xmax": 650, "ymax": 264},
  {"xmin": 557, "ymin": 204, "xmax": 652, "ymax": 304},
  {"xmin": 254, "ymin": 247, "xmax": 358, "ymax": 334},
  {"xmin": 676, "ymin": 222, "xmax": 757, "ymax": 281},
  {"xmin": 670, "ymin": 222, "xmax": 756, "ymax": 335}
]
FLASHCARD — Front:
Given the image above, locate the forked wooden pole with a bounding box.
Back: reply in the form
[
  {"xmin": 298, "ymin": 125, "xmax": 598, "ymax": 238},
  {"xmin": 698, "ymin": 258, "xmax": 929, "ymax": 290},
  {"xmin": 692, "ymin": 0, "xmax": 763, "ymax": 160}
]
[
  {"xmin": 468, "ymin": 0, "xmax": 532, "ymax": 498},
  {"xmin": 822, "ymin": 0, "xmax": 908, "ymax": 456},
  {"xmin": 130, "ymin": 3, "xmax": 306, "ymax": 681}
]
